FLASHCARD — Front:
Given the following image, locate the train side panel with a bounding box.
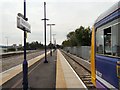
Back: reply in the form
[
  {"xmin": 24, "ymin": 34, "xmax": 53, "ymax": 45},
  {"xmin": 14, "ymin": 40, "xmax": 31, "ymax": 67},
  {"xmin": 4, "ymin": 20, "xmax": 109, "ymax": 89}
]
[{"xmin": 96, "ymin": 55, "xmax": 119, "ymax": 89}]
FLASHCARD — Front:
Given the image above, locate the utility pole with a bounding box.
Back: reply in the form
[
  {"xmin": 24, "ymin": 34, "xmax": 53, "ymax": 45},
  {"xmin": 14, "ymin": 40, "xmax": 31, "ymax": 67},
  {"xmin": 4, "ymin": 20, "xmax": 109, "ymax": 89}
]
[
  {"xmin": 47, "ymin": 24, "xmax": 55, "ymax": 56},
  {"xmin": 42, "ymin": 2, "xmax": 49, "ymax": 63},
  {"xmin": 5, "ymin": 37, "xmax": 8, "ymax": 52}
]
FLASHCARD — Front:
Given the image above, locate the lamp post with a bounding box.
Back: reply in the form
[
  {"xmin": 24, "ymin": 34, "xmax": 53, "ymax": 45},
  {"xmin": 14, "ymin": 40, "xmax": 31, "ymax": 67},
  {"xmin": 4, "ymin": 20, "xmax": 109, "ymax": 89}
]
[
  {"xmin": 47, "ymin": 24, "xmax": 55, "ymax": 56},
  {"xmin": 42, "ymin": 2, "xmax": 49, "ymax": 63},
  {"xmin": 52, "ymin": 34, "xmax": 56, "ymax": 50}
]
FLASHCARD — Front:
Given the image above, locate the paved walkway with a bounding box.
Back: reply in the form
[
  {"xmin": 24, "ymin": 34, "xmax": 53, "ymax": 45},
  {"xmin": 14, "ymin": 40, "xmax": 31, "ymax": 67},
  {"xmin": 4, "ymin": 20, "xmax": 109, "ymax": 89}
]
[{"xmin": 2, "ymin": 51, "xmax": 56, "ymax": 89}]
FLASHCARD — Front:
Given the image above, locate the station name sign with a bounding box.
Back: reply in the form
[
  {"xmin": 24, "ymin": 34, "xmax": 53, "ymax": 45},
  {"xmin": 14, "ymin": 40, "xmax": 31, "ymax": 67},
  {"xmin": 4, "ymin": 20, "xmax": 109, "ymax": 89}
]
[{"xmin": 17, "ymin": 13, "xmax": 31, "ymax": 33}]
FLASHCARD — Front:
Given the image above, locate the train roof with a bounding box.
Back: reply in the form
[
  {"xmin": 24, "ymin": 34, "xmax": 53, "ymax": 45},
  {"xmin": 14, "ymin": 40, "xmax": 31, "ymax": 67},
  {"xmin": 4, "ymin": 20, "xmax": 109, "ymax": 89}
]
[{"xmin": 94, "ymin": 1, "xmax": 120, "ymax": 28}]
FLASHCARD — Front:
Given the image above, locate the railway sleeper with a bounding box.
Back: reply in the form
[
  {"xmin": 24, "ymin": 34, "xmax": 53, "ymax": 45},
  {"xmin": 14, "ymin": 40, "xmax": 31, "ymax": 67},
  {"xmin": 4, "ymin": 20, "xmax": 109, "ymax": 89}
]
[
  {"xmin": 87, "ymin": 86, "xmax": 96, "ymax": 89},
  {"xmin": 84, "ymin": 80, "xmax": 92, "ymax": 83},
  {"xmin": 81, "ymin": 78, "xmax": 91, "ymax": 81},
  {"xmin": 81, "ymin": 77, "xmax": 91, "ymax": 80},
  {"xmin": 84, "ymin": 82, "xmax": 92, "ymax": 85},
  {"xmin": 83, "ymin": 76, "xmax": 91, "ymax": 78},
  {"xmin": 80, "ymin": 75, "xmax": 91, "ymax": 78},
  {"xmin": 86, "ymin": 84, "xmax": 95, "ymax": 87}
]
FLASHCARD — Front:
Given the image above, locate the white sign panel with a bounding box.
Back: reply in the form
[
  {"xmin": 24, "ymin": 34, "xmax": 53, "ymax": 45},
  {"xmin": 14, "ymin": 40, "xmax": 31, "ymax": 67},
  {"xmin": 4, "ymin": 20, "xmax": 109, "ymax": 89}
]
[{"xmin": 17, "ymin": 16, "xmax": 31, "ymax": 33}]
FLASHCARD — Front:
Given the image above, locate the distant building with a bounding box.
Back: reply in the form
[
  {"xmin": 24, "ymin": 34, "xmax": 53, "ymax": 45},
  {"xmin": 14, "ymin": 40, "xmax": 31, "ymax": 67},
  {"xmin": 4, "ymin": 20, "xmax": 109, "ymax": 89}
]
[{"xmin": 0, "ymin": 44, "xmax": 23, "ymax": 53}]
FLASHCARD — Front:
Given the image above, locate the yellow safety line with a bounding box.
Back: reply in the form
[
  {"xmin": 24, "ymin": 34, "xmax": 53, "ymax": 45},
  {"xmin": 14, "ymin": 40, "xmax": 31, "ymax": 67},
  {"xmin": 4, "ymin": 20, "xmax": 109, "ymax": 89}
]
[{"xmin": 56, "ymin": 50, "xmax": 67, "ymax": 89}]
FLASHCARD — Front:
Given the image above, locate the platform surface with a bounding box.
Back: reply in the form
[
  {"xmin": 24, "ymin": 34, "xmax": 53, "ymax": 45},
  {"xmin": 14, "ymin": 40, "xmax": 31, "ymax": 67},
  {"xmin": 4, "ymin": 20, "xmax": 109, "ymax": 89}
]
[
  {"xmin": 2, "ymin": 51, "xmax": 56, "ymax": 89},
  {"xmin": 0, "ymin": 51, "xmax": 50, "ymax": 86},
  {"xmin": 56, "ymin": 50, "xmax": 87, "ymax": 89},
  {"xmin": 2, "ymin": 49, "xmax": 87, "ymax": 89}
]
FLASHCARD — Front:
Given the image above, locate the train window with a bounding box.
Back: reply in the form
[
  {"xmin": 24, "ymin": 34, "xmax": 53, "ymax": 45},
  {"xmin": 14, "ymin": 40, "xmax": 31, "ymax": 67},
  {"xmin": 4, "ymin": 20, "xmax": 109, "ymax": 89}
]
[
  {"xmin": 104, "ymin": 27, "xmax": 112, "ymax": 55},
  {"xmin": 96, "ymin": 30, "xmax": 104, "ymax": 54},
  {"xmin": 96, "ymin": 23, "xmax": 120, "ymax": 57},
  {"xmin": 112, "ymin": 23, "xmax": 120, "ymax": 57}
]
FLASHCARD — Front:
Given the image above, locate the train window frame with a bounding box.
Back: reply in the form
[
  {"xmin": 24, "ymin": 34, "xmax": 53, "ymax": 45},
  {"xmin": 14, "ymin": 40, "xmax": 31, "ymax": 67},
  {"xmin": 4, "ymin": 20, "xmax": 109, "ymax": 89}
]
[
  {"xmin": 104, "ymin": 27, "xmax": 112, "ymax": 55},
  {"xmin": 111, "ymin": 23, "xmax": 120, "ymax": 57},
  {"xmin": 96, "ymin": 29, "xmax": 104, "ymax": 54},
  {"xmin": 96, "ymin": 22, "xmax": 120, "ymax": 58}
]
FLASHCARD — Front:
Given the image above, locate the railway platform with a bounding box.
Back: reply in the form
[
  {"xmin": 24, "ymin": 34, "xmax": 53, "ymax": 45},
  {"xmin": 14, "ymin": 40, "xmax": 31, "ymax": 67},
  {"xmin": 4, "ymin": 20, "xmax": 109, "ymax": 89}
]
[
  {"xmin": 56, "ymin": 50, "xmax": 87, "ymax": 89},
  {"xmin": 1, "ymin": 49, "xmax": 87, "ymax": 89}
]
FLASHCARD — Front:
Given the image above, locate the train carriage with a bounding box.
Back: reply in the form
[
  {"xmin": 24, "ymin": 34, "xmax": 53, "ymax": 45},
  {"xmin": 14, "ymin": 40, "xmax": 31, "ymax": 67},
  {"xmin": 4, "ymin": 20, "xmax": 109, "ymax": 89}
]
[{"xmin": 91, "ymin": 1, "xmax": 120, "ymax": 89}]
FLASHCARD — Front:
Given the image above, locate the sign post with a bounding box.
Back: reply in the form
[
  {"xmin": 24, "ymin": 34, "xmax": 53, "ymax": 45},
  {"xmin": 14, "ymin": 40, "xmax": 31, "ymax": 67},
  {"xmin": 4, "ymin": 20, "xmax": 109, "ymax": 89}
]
[{"xmin": 17, "ymin": 0, "xmax": 31, "ymax": 89}]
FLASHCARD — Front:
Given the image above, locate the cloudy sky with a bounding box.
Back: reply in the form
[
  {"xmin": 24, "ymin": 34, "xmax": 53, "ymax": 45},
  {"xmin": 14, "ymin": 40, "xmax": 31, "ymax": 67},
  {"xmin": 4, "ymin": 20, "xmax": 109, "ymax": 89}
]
[{"xmin": 0, "ymin": 0, "xmax": 119, "ymax": 46}]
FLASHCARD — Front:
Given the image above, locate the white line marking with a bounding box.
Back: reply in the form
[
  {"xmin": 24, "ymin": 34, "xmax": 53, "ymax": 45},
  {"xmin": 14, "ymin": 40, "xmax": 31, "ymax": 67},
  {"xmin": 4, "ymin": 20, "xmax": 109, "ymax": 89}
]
[{"xmin": 60, "ymin": 50, "xmax": 88, "ymax": 89}]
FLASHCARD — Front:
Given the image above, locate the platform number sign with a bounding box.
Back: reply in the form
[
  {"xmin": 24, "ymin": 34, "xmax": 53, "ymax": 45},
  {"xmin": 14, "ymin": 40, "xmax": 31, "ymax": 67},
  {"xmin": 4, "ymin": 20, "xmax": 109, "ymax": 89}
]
[{"xmin": 17, "ymin": 13, "xmax": 31, "ymax": 33}]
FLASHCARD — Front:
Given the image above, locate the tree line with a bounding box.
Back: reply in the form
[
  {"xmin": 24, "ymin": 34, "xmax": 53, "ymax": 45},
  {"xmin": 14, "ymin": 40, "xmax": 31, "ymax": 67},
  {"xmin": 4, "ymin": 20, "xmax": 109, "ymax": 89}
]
[
  {"xmin": 62, "ymin": 26, "xmax": 91, "ymax": 47},
  {"xmin": 26, "ymin": 41, "xmax": 60, "ymax": 50},
  {"xmin": 26, "ymin": 41, "xmax": 44, "ymax": 50},
  {"xmin": 8, "ymin": 41, "xmax": 45, "ymax": 51}
]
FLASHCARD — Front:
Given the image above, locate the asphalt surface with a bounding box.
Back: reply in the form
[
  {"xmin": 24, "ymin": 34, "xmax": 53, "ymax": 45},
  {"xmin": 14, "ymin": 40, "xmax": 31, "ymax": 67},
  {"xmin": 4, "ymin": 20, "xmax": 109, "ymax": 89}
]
[{"xmin": 2, "ymin": 50, "xmax": 57, "ymax": 89}]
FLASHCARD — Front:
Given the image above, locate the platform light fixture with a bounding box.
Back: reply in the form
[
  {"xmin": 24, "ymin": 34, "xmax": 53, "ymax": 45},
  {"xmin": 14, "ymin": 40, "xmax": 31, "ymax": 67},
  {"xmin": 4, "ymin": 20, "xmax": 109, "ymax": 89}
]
[{"xmin": 47, "ymin": 24, "xmax": 55, "ymax": 56}]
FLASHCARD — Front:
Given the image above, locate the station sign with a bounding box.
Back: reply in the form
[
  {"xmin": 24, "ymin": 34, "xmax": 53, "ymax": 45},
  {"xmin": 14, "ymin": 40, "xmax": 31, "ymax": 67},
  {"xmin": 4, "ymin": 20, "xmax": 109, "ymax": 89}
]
[{"xmin": 17, "ymin": 13, "xmax": 31, "ymax": 33}]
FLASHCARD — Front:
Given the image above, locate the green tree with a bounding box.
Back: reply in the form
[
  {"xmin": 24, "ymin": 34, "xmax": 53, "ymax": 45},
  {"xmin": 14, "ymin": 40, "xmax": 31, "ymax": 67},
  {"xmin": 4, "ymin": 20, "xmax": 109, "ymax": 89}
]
[
  {"xmin": 75, "ymin": 26, "xmax": 84, "ymax": 46},
  {"xmin": 67, "ymin": 31, "xmax": 77, "ymax": 46},
  {"xmin": 62, "ymin": 26, "xmax": 91, "ymax": 47},
  {"xmin": 26, "ymin": 41, "xmax": 44, "ymax": 50},
  {"xmin": 62, "ymin": 40, "xmax": 71, "ymax": 47}
]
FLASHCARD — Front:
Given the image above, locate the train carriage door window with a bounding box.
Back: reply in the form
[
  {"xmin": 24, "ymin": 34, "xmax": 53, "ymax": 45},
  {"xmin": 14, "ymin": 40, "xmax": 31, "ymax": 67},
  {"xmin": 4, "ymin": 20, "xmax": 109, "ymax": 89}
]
[
  {"xmin": 112, "ymin": 23, "xmax": 120, "ymax": 57},
  {"xmin": 96, "ymin": 29, "xmax": 104, "ymax": 54},
  {"xmin": 104, "ymin": 27, "xmax": 112, "ymax": 55}
]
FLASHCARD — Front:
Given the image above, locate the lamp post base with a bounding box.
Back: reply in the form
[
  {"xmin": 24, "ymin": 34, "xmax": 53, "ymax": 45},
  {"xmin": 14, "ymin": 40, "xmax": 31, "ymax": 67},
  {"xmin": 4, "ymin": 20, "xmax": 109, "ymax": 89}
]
[
  {"xmin": 50, "ymin": 51, "xmax": 52, "ymax": 56},
  {"xmin": 44, "ymin": 60, "xmax": 48, "ymax": 63},
  {"xmin": 23, "ymin": 60, "xmax": 28, "ymax": 90}
]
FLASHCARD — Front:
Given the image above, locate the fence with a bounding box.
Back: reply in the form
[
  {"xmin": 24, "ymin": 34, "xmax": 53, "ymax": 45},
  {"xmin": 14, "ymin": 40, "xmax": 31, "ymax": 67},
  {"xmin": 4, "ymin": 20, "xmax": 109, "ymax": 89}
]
[{"xmin": 63, "ymin": 46, "xmax": 91, "ymax": 61}]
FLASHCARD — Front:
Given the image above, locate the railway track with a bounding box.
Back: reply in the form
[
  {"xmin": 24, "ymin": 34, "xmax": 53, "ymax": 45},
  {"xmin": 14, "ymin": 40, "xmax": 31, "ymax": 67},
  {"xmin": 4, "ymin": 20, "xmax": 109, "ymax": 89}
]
[
  {"xmin": 1, "ymin": 50, "xmax": 45, "ymax": 72},
  {"xmin": 0, "ymin": 50, "xmax": 35, "ymax": 59},
  {"xmin": 61, "ymin": 50, "xmax": 96, "ymax": 89}
]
